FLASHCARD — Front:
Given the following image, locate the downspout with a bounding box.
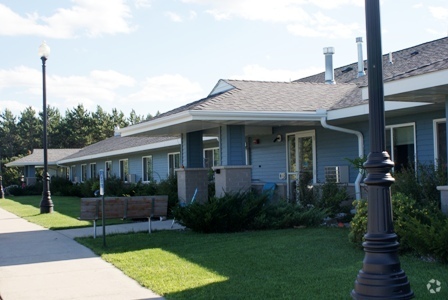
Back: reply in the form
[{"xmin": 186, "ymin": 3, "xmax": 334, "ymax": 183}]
[{"xmin": 317, "ymin": 109, "xmax": 364, "ymax": 200}]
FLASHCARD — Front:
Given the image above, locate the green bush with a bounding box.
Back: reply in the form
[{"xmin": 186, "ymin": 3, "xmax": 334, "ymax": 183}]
[
  {"xmin": 392, "ymin": 162, "xmax": 446, "ymax": 208},
  {"xmin": 251, "ymin": 200, "xmax": 327, "ymax": 230},
  {"xmin": 173, "ymin": 191, "xmax": 267, "ymax": 233},
  {"xmin": 173, "ymin": 192, "xmax": 328, "ymax": 233},
  {"xmin": 349, "ymin": 193, "xmax": 448, "ymax": 263},
  {"xmin": 155, "ymin": 174, "xmax": 178, "ymax": 215},
  {"xmin": 316, "ymin": 181, "xmax": 351, "ymax": 217}
]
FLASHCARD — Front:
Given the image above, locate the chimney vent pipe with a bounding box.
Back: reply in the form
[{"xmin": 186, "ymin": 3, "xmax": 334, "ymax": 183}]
[
  {"xmin": 356, "ymin": 37, "xmax": 365, "ymax": 77},
  {"xmin": 323, "ymin": 47, "xmax": 335, "ymax": 84}
]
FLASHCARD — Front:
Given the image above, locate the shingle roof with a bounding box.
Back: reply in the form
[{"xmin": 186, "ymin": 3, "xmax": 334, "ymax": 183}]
[
  {"xmin": 5, "ymin": 149, "xmax": 81, "ymax": 167},
  {"xmin": 60, "ymin": 135, "xmax": 179, "ymax": 161},
  {"xmin": 143, "ymin": 80, "xmax": 360, "ymax": 122},
  {"xmin": 296, "ymin": 37, "xmax": 448, "ymax": 86}
]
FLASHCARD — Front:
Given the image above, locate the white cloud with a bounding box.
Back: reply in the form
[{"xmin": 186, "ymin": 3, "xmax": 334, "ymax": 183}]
[
  {"xmin": 126, "ymin": 74, "xmax": 204, "ymax": 114},
  {"xmin": 0, "ymin": 0, "xmax": 136, "ymax": 38},
  {"xmin": 182, "ymin": 0, "xmax": 363, "ymax": 38},
  {"xmin": 134, "ymin": 0, "xmax": 152, "ymax": 9},
  {"xmin": 0, "ymin": 66, "xmax": 136, "ymax": 115},
  {"xmin": 165, "ymin": 11, "xmax": 183, "ymax": 22},
  {"xmin": 230, "ymin": 64, "xmax": 322, "ymax": 82},
  {"xmin": 429, "ymin": 6, "xmax": 448, "ymax": 20}
]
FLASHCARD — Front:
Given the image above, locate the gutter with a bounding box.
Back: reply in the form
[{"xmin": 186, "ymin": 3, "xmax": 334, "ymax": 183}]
[{"xmin": 317, "ymin": 109, "xmax": 364, "ymax": 200}]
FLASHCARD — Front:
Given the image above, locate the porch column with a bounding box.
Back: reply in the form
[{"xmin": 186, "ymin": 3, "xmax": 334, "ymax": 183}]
[
  {"xmin": 213, "ymin": 125, "xmax": 252, "ymax": 197},
  {"xmin": 177, "ymin": 131, "xmax": 208, "ymax": 203}
]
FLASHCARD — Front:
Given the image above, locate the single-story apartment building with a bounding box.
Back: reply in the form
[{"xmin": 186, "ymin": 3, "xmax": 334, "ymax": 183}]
[{"xmin": 7, "ymin": 37, "xmax": 448, "ymax": 213}]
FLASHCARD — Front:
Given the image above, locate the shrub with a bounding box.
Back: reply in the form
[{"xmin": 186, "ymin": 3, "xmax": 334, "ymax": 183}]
[
  {"xmin": 392, "ymin": 162, "xmax": 446, "ymax": 208},
  {"xmin": 155, "ymin": 174, "xmax": 178, "ymax": 214},
  {"xmin": 251, "ymin": 201, "xmax": 327, "ymax": 230},
  {"xmin": 348, "ymin": 199, "xmax": 368, "ymax": 248},
  {"xmin": 349, "ymin": 193, "xmax": 448, "ymax": 263},
  {"xmin": 173, "ymin": 192, "xmax": 328, "ymax": 233},
  {"xmin": 316, "ymin": 181, "xmax": 351, "ymax": 217},
  {"xmin": 173, "ymin": 191, "xmax": 267, "ymax": 233}
]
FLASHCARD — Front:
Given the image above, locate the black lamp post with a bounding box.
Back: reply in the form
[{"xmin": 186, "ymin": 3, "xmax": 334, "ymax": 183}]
[
  {"xmin": 351, "ymin": 1, "xmax": 413, "ymax": 298},
  {"xmin": 39, "ymin": 41, "xmax": 54, "ymax": 214}
]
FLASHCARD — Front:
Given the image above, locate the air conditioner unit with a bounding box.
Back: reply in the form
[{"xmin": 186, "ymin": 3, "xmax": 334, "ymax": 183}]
[
  {"xmin": 127, "ymin": 174, "xmax": 136, "ymax": 183},
  {"xmin": 324, "ymin": 166, "xmax": 349, "ymax": 183}
]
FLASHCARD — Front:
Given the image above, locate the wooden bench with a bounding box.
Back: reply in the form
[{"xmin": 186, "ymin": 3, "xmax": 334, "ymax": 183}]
[{"xmin": 79, "ymin": 195, "xmax": 168, "ymax": 238}]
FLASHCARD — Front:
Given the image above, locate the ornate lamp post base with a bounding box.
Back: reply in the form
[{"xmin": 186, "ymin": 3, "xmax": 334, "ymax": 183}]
[{"xmin": 40, "ymin": 172, "xmax": 53, "ymax": 213}]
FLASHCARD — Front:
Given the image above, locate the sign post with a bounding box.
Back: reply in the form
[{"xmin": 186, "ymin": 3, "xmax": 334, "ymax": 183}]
[{"xmin": 99, "ymin": 169, "xmax": 106, "ymax": 247}]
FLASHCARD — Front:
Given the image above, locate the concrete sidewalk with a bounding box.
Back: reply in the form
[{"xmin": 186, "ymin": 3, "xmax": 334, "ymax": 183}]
[{"xmin": 0, "ymin": 208, "xmax": 184, "ymax": 299}]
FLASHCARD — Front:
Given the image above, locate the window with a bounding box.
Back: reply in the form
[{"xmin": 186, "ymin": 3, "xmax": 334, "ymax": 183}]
[
  {"xmin": 142, "ymin": 156, "xmax": 153, "ymax": 182},
  {"xmin": 204, "ymin": 147, "xmax": 220, "ymax": 168},
  {"xmin": 105, "ymin": 161, "xmax": 112, "ymax": 179},
  {"xmin": 434, "ymin": 119, "xmax": 446, "ymax": 167},
  {"xmin": 119, "ymin": 159, "xmax": 128, "ymax": 182},
  {"xmin": 90, "ymin": 163, "xmax": 96, "ymax": 179},
  {"xmin": 386, "ymin": 123, "xmax": 415, "ymax": 172},
  {"xmin": 70, "ymin": 165, "xmax": 76, "ymax": 182},
  {"xmin": 168, "ymin": 152, "xmax": 180, "ymax": 176},
  {"xmin": 81, "ymin": 164, "xmax": 87, "ymax": 182}
]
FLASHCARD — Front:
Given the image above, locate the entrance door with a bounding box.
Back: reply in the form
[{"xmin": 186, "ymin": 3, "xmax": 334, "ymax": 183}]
[{"xmin": 286, "ymin": 131, "xmax": 316, "ymax": 202}]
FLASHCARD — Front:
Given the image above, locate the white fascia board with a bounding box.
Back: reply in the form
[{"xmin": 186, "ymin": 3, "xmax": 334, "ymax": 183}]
[
  {"xmin": 121, "ymin": 110, "xmax": 326, "ymax": 136},
  {"xmin": 362, "ymin": 69, "xmax": 448, "ymax": 100},
  {"xmin": 58, "ymin": 139, "xmax": 181, "ymax": 164},
  {"xmin": 327, "ymin": 101, "xmax": 432, "ymax": 120},
  {"xmin": 121, "ymin": 111, "xmax": 193, "ymax": 137},
  {"xmin": 188, "ymin": 110, "xmax": 326, "ymax": 121},
  {"xmin": 6, "ymin": 161, "xmax": 41, "ymax": 167}
]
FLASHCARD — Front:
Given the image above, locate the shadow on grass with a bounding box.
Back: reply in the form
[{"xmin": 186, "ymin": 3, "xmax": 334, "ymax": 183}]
[
  {"xmin": 78, "ymin": 228, "xmax": 369, "ymax": 299},
  {"xmin": 78, "ymin": 227, "xmax": 448, "ymax": 299}
]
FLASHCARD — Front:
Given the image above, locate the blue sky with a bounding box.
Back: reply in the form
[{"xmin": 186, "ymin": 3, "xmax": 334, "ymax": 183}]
[{"xmin": 0, "ymin": 0, "xmax": 447, "ymax": 118}]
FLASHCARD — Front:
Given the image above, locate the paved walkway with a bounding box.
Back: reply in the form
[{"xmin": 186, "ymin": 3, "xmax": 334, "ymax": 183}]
[{"xmin": 0, "ymin": 208, "xmax": 184, "ymax": 300}]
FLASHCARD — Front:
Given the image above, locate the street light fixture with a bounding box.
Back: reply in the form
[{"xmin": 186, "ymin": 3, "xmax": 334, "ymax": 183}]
[
  {"xmin": 351, "ymin": 1, "xmax": 413, "ymax": 298},
  {"xmin": 39, "ymin": 41, "xmax": 54, "ymax": 214}
]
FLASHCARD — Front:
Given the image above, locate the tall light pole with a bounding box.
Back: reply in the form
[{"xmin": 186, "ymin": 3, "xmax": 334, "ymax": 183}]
[
  {"xmin": 39, "ymin": 41, "xmax": 54, "ymax": 214},
  {"xmin": 351, "ymin": 1, "xmax": 413, "ymax": 298}
]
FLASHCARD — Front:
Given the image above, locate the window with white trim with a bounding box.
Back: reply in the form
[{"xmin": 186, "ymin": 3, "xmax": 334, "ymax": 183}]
[
  {"xmin": 70, "ymin": 165, "xmax": 76, "ymax": 181},
  {"xmin": 119, "ymin": 159, "xmax": 129, "ymax": 182},
  {"xmin": 204, "ymin": 147, "xmax": 219, "ymax": 168},
  {"xmin": 142, "ymin": 156, "xmax": 153, "ymax": 182},
  {"xmin": 168, "ymin": 152, "xmax": 180, "ymax": 176},
  {"xmin": 105, "ymin": 161, "xmax": 112, "ymax": 179},
  {"xmin": 385, "ymin": 123, "xmax": 415, "ymax": 172},
  {"xmin": 434, "ymin": 118, "xmax": 446, "ymax": 166},
  {"xmin": 81, "ymin": 164, "xmax": 87, "ymax": 182},
  {"xmin": 90, "ymin": 163, "xmax": 96, "ymax": 179}
]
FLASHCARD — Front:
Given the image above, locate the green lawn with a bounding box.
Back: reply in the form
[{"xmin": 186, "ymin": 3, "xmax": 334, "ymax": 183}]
[
  {"xmin": 3, "ymin": 196, "xmax": 447, "ymax": 299},
  {"xmin": 77, "ymin": 228, "xmax": 448, "ymax": 300},
  {"xmin": 0, "ymin": 196, "xmax": 130, "ymax": 229},
  {"xmin": 0, "ymin": 195, "xmax": 92, "ymax": 229}
]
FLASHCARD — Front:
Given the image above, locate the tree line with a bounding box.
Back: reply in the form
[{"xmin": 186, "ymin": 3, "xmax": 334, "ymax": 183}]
[{"xmin": 0, "ymin": 104, "xmax": 157, "ymax": 184}]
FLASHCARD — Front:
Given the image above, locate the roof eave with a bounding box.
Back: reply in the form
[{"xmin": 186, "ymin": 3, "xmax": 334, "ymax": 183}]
[
  {"xmin": 120, "ymin": 110, "xmax": 327, "ymax": 137},
  {"xmin": 58, "ymin": 138, "xmax": 181, "ymax": 164}
]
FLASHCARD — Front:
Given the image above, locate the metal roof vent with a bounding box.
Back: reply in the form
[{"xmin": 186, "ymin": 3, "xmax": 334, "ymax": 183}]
[
  {"xmin": 323, "ymin": 47, "xmax": 335, "ymax": 84},
  {"xmin": 356, "ymin": 37, "xmax": 365, "ymax": 77},
  {"xmin": 114, "ymin": 126, "xmax": 121, "ymax": 137}
]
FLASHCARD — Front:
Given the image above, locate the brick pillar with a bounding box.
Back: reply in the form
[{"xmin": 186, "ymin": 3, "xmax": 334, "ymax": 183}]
[
  {"xmin": 212, "ymin": 165, "xmax": 252, "ymax": 198},
  {"xmin": 177, "ymin": 168, "xmax": 209, "ymax": 204}
]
